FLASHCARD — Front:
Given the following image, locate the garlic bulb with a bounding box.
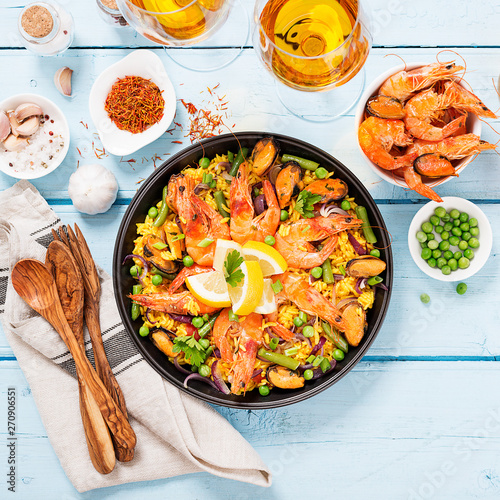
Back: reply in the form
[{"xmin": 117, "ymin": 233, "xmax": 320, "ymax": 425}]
[{"xmin": 68, "ymin": 163, "xmax": 118, "ymax": 215}]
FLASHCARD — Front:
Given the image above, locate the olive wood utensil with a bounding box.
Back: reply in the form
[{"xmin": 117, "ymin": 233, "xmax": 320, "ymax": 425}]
[
  {"xmin": 11, "ymin": 259, "xmax": 137, "ymax": 452},
  {"xmin": 52, "ymin": 224, "xmax": 134, "ymax": 462},
  {"xmin": 45, "ymin": 241, "xmax": 115, "ymax": 475}
]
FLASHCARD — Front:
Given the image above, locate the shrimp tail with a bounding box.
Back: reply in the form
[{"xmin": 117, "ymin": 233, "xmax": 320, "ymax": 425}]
[{"xmin": 403, "ymin": 166, "xmax": 443, "ymax": 202}]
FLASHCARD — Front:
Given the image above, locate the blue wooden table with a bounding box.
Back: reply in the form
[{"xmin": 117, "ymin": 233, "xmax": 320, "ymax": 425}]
[{"xmin": 1, "ymin": 1, "xmax": 500, "ymax": 498}]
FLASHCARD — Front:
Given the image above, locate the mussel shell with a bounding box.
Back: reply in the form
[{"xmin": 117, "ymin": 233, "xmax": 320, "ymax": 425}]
[
  {"xmin": 342, "ymin": 303, "xmax": 367, "ymax": 347},
  {"xmin": 366, "ymin": 94, "xmax": 405, "ymax": 119},
  {"xmin": 306, "ymin": 178, "xmax": 348, "ymax": 203},
  {"xmin": 250, "ymin": 137, "xmax": 280, "ymax": 176},
  {"xmin": 150, "ymin": 327, "xmax": 178, "ymax": 358},
  {"xmin": 414, "ymin": 153, "xmax": 456, "ymax": 178},
  {"xmin": 275, "ymin": 161, "xmax": 303, "ymax": 209},
  {"xmin": 143, "ymin": 235, "xmax": 180, "ymax": 275},
  {"xmin": 346, "ymin": 255, "xmax": 387, "ymax": 278},
  {"xmin": 266, "ymin": 365, "xmax": 305, "ymax": 389}
]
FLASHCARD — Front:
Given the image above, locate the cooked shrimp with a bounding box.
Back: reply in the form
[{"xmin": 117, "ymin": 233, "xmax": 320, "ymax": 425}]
[
  {"xmin": 230, "ymin": 161, "xmax": 280, "ymax": 245},
  {"xmin": 406, "ymin": 134, "xmax": 497, "ymax": 160},
  {"xmin": 402, "ymin": 165, "xmax": 443, "ymax": 202},
  {"xmin": 275, "ymin": 234, "xmax": 339, "ymax": 269},
  {"xmin": 273, "ymin": 272, "xmax": 347, "ymax": 332},
  {"xmin": 404, "ymin": 88, "xmax": 467, "ymax": 141},
  {"xmin": 442, "ymin": 81, "xmax": 497, "ymax": 119},
  {"xmin": 167, "ymin": 173, "xmax": 230, "ymax": 266},
  {"xmin": 129, "ymin": 290, "xmax": 220, "ymax": 316},
  {"xmin": 213, "ymin": 309, "xmax": 263, "ymax": 394},
  {"xmin": 379, "ymin": 61, "xmax": 464, "ymax": 102},
  {"xmin": 167, "ymin": 264, "xmax": 214, "ymax": 293},
  {"xmin": 358, "ymin": 117, "xmax": 416, "ymax": 171}
]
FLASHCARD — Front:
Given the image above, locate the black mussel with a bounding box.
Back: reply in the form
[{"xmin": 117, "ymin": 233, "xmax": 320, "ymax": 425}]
[
  {"xmin": 306, "ymin": 178, "xmax": 348, "ymax": 203},
  {"xmin": 366, "ymin": 94, "xmax": 405, "ymax": 119},
  {"xmin": 250, "ymin": 137, "xmax": 280, "ymax": 176},
  {"xmin": 266, "ymin": 365, "xmax": 305, "ymax": 389},
  {"xmin": 150, "ymin": 327, "xmax": 178, "ymax": 358},
  {"xmin": 143, "ymin": 234, "xmax": 180, "ymax": 275},
  {"xmin": 342, "ymin": 303, "xmax": 367, "ymax": 347},
  {"xmin": 346, "ymin": 255, "xmax": 386, "ymax": 278},
  {"xmin": 414, "ymin": 153, "xmax": 457, "ymax": 178},
  {"xmin": 275, "ymin": 161, "xmax": 304, "ymax": 209}
]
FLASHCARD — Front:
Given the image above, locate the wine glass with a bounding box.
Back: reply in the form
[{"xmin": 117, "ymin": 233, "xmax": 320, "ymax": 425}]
[
  {"xmin": 117, "ymin": 0, "xmax": 249, "ymax": 71},
  {"xmin": 253, "ymin": 0, "xmax": 372, "ymax": 121}
]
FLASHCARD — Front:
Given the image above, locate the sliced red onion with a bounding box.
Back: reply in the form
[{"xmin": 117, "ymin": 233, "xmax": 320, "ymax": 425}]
[
  {"xmin": 336, "ymin": 297, "xmax": 359, "ymax": 309},
  {"xmin": 251, "ymin": 368, "xmax": 263, "ymax": 379},
  {"xmin": 374, "ymin": 283, "xmax": 389, "ymax": 291},
  {"xmin": 211, "ymin": 360, "xmax": 231, "ymax": 394},
  {"xmin": 319, "ymin": 204, "xmax": 349, "ymax": 218},
  {"xmin": 168, "ymin": 313, "xmax": 193, "ymax": 323},
  {"xmin": 221, "ymin": 171, "xmax": 233, "ymax": 181},
  {"xmin": 253, "ymin": 181, "xmax": 263, "ymax": 190},
  {"xmin": 354, "ymin": 278, "xmax": 368, "ymax": 294},
  {"xmin": 122, "ymin": 254, "xmax": 149, "ymax": 286},
  {"xmin": 298, "ymin": 363, "xmax": 314, "ymax": 371},
  {"xmin": 310, "ymin": 336, "xmax": 326, "ymax": 356},
  {"xmin": 194, "ymin": 183, "xmax": 210, "ymax": 195},
  {"xmin": 218, "ymin": 161, "xmax": 232, "ymax": 172},
  {"xmin": 309, "ymin": 274, "xmax": 318, "ymax": 285},
  {"xmin": 306, "ymin": 316, "xmax": 316, "ymax": 326},
  {"xmin": 174, "ymin": 356, "xmax": 192, "ymax": 375},
  {"xmin": 254, "ymin": 194, "xmax": 267, "ymax": 215},
  {"xmin": 334, "ymin": 274, "xmax": 344, "ymax": 281},
  {"xmin": 145, "ymin": 308, "xmax": 157, "ymax": 325},
  {"xmin": 268, "ymin": 164, "xmax": 282, "ymax": 185},
  {"xmin": 213, "ymin": 348, "xmax": 221, "ymax": 359},
  {"xmin": 267, "ymin": 328, "xmax": 278, "ymax": 339},
  {"xmin": 311, "ymin": 359, "xmax": 337, "ymax": 379},
  {"xmin": 348, "ymin": 233, "xmax": 367, "ymax": 255},
  {"xmin": 184, "ymin": 373, "xmax": 219, "ymax": 391}
]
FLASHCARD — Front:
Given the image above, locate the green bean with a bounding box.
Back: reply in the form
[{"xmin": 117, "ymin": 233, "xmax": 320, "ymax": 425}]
[
  {"xmin": 281, "ymin": 154, "xmax": 319, "ymax": 171},
  {"xmin": 150, "ymin": 266, "xmax": 177, "ymax": 281},
  {"xmin": 227, "ymin": 151, "xmax": 234, "ymax": 163},
  {"xmin": 322, "ymin": 321, "xmax": 349, "ymax": 353},
  {"xmin": 131, "ymin": 284, "xmax": 142, "ymax": 320},
  {"xmin": 153, "ymin": 185, "xmax": 169, "ymax": 227},
  {"xmin": 198, "ymin": 312, "xmax": 220, "ymax": 338},
  {"xmin": 132, "ymin": 284, "xmax": 142, "ymax": 295},
  {"xmin": 229, "ymin": 147, "xmax": 249, "ymax": 176},
  {"xmin": 321, "ymin": 258, "xmax": 334, "ymax": 284},
  {"xmin": 355, "ymin": 206, "xmax": 377, "ymax": 244},
  {"xmin": 214, "ymin": 190, "xmax": 230, "ymax": 218},
  {"xmin": 257, "ymin": 348, "xmax": 300, "ymax": 370}
]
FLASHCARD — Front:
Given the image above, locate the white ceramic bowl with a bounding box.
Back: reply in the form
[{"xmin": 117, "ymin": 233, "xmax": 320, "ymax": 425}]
[
  {"xmin": 408, "ymin": 197, "xmax": 492, "ymax": 282},
  {"xmin": 0, "ymin": 93, "xmax": 70, "ymax": 180},
  {"xmin": 354, "ymin": 62, "xmax": 481, "ymax": 190},
  {"xmin": 89, "ymin": 49, "xmax": 176, "ymax": 156}
]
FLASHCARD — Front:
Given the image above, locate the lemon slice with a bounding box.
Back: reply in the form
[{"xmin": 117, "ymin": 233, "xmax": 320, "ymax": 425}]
[
  {"xmin": 254, "ymin": 278, "xmax": 277, "ymax": 314},
  {"xmin": 242, "ymin": 241, "xmax": 288, "ymax": 277},
  {"xmin": 213, "ymin": 239, "xmax": 242, "ymax": 274},
  {"xmin": 227, "ymin": 261, "xmax": 264, "ymax": 316},
  {"xmin": 185, "ymin": 271, "xmax": 231, "ymax": 308}
]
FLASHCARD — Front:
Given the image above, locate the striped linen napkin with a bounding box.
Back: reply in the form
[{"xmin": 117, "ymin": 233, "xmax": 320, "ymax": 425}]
[{"xmin": 0, "ymin": 180, "xmax": 271, "ymax": 493}]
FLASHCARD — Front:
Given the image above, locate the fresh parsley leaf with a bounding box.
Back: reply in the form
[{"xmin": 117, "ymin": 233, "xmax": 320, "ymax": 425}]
[
  {"xmin": 172, "ymin": 335, "xmax": 206, "ymax": 367},
  {"xmin": 224, "ymin": 249, "xmax": 244, "ymax": 288},
  {"xmin": 295, "ymin": 190, "xmax": 323, "ymax": 219}
]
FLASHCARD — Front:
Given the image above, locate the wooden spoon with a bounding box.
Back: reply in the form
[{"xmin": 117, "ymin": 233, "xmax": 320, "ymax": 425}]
[
  {"xmin": 11, "ymin": 259, "xmax": 137, "ymax": 452},
  {"xmin": 45, "ymin": 241, "xmax": 116, "ymax": 475}
]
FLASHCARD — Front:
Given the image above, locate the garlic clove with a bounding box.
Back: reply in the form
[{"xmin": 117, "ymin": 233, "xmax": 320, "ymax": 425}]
[
  {"xmin": 54, "ymin": 66, "xmax": 73, "ymax": 97},
  {"xmin": 14, "ymin": 103, "xmax": 43, "ymax": 123},
  {"xmin": 3, "ymin": 134, "xmax": 28, "ymax": 152},
  {"xmin": 0, "ymin": 111, "xmax": 11, "ymax": 143},
  {"xmin": 8, "ymin": 112, "xmax": 21, "ymax": 137},
  {"xmin": 16, "ymin": 115, "xmax": 40, "ymax": 137}
]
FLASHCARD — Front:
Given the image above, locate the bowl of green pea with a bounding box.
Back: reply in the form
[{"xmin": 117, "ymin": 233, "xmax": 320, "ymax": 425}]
[{"xmin": 408, "ymin": 197, "xmax": 492, "ymax": 282}]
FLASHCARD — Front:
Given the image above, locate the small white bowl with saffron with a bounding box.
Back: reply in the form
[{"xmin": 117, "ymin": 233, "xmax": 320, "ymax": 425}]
[
  {"xmin": 408, "ymin": 197, "xmax": 492, "ymax": 282},
  {"xmin": 89, "ymin": 49, "xmax": 176, "ymax": 157}
]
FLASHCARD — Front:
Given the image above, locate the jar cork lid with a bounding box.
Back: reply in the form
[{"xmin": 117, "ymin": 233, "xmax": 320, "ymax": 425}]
[{"xmin": 21, "ymin": 5, "xmax": 54, "ymax": 38}]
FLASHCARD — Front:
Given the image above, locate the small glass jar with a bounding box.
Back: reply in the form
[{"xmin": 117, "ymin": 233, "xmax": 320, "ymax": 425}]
[
  {"xmin": 18, "ymin": 2, "xmax": 74, "ymax": 56},
  {"xmin": 96, "ymin": 0, "xmax": 128, "ymax": 28}
]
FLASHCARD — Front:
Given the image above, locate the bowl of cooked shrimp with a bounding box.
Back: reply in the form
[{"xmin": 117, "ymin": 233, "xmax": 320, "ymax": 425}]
[
  {"xmin": 355, "ymin": 60, "xmax": 497, "ymax": 202},
  {"xmin": 113, "ymin": 132, "xmax": 393, "ymax": 409}
]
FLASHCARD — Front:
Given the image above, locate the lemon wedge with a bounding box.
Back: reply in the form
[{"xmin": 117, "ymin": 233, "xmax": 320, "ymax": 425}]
[
  {"xmin": 227, "ymin": 260, "xmax": 264, "ymax": 316},
  {"xmin": 242, "ymin": 241, "xmax": 288, "ymax": 277},
  {"xmin": 213, "ymin": 239, "xmax": 242, "ymax": 274},
  {"xmin": 254, "ymin": 278, "xmax": 277, "ymax": 314},
  {"xmin": 185, "ymin": 271, "xmax": 231, "ymax": 308}
]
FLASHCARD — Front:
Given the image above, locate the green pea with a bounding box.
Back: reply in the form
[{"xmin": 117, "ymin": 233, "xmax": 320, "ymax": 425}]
[
  {"xmin": 448, "ymin": 258, "xmax": 458, "ymax": 271},
  {"xmin": 130, "ymin": 265, "xmax": 140, "ymax": 277},
  {"xmin": 333, "ymin": 349, "xmax": 345, "ymax": 361},
  {"xmin": 432, "ymin": 249, "xmax": 442, "ymax": 259},
  {"xmin": 259, "ymin": 385, "xmax": 270, "ymax": 396},
  {"xmin": 430, "ymin": 215, "xmax": 440, "ymax": 226},
  {"xmin": 427, "ymin": 240, "xmax": 438, "ymax": 250},
  {"xmin": 280, "ymin": 209, "xmax": 289, "ymax": 221},
  {"xmin": 441, "ymin": 265, "xmax": 451, "ymax": 276},
  {"xmin": 435, "ymin": 225, "xmax": 444, "ymax": 234},
  {"xmin": 199, "ymin": 338, "xmax": 210, "ymax": 350},
  {"xmin": 421, "ymin": 222, "xmax": 433, "ymax": 233},
  {"xmin": 448, "ymin": 236, "xmax": 460, "ymax": 246},
  {"xmin": 458, "ymin": 257, "xmax": 470, "ymax": 269},
  {"xmin": 443, "ymin": 250, "xmax": 453, "ymax": 261},
  {"xmin": 303, "ymin": 369, "xmax": 314, "ymax": 380},
  {"xmin": 421, "ymin": 242, "xmax": 428, "ymax": 248},
  {"xmin": 420, "ymin": 293, "xmax": 430, "ymax": 304},
  {"xmin": 451, "ymin": 227, "xmax": 462, "ymax": 237},
  {"xmin": 459, "ymin": 212, "xmax": 469, "ymax": 223},
  {"xmin": 427, "ymin": 258, "xmax": 437, "ymax": 268},
  {"xmin": 456, "ymin": 283, "xmax": 467, "ymax": 295},
  {"xmin": 302, "ymin": 325, "xmax": 315, "ymax": 338},
  {"xmin": 315, "ymin": 167, "xmax": 328, "ymax": 179},
  {"xmin": 139, "ymin": 325, "xmax": 149, "ymax": 337},
  {"xmin": 293, "ymin": 317, "xmax": 304, "ymax": 328},
  {"xmin": 421, "ymin": 248, "xmax": 432, "ymax": 260},
  {"xmin": 460, "ymin": 222, "xmax": 470, "ymax": 232},
  {"xmin": 434, "ymin": 207, "xmax": 447, "ymax": 218},
  {"xmin": 311, "ymin": 267, "xmax": 323, "ymax": 279},
  {"xmin": 462, "ymin": 232, "xmax": 471, "ymax": 242},
  {"xmin": 152, "ymin": 274, "xmax": 163, "ymax": 286},
  {"xmin": 470, "ymin": 227, "xmax": 479, "ymax": 237},
  {"xmin": 264, "ymin": 235, "xmax": 276, "ymax": 246},
  {"xmin": 469, "ymin": 218, "xmax": 478, "ymax": 228},
  {"xmin": 299, "ymin": 311, "xmax": 308, "ymax": 323},
  {"xmin": 199, "ymin": 364, "xmax": 211, "ymax": 377},
  {"xmin": 199, "ymin": 157, "xmax": 210, "ymax": 169},
  {"xmin": 203, "ymin": 314, "xmax": 209, "ymax": 321},
  {"xmin": 458, "ymin": 240, "xmax": 468, "ymax": 251},
  {"xmin": 370, "ymin": 249, "xmax": 381, "ymax": 257},
  {"xmin": 453, "ymin": 219, "xmax": 461, "ymax": 227},
  {"xmin": 450, "ymin": 209, "xmax": 460, "ymax": 219},
  {"xmin": 192, "ymin": 316, "xmax": 204, "ymax": 328},
  {"xmin": 426, "ymin": 233, "xmax": 435, "ymax": 241},
  {"xmin": 439, "ymin": 240, "xmax": 450, "ymax": 251},
  {"xmin": 441, "ymin": 231, "xmax": 450, "ymax": 240},
  {"xmin": 464, "ymin": 248, "xmax": 474, "ymax": 260},
  {"xmin": 437, "ymin": 258, "xmax": 447, "ymax": 269},
  {"xmin": 468, "ymin": 237, "xmax": 480, "ymax": 249},
  {"xmin": 443, "ymin": 222, "xmax": 453, "ymax": 232},
  {"xmin": 441, "ymin": 214, "xmax": 451, "ymax": 222},
  {"xmin": 183, "ymin": 255, "xmax": 194, "ymax": 267},
  {"xmin": 454, "ymin": 251, "xmax": 462, "ymax": 260},
  {"xmin": 341, "ymin": 200, "xmax": 351, "ymax": 211},
  {"xmin": 148, "ymin": 207, "xmax": 159, "ymax": 219}
]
